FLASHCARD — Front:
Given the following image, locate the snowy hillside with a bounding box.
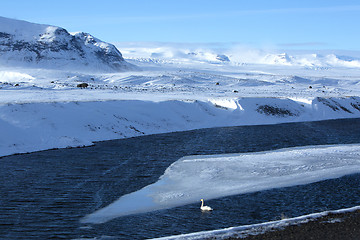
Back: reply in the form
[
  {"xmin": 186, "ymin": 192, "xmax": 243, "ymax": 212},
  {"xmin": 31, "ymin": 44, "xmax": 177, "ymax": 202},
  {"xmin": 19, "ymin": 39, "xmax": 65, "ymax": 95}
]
[
  {"xmin": 0, "ymin": 16, "xmax": 136, "ymax": 72},
  {"xmin": 0, "ymin": 18, "xmax": 360, "ymax": 158},
  {"xmin": 1, "ymin": 96, "xmax": 360, "ymax": 157}
]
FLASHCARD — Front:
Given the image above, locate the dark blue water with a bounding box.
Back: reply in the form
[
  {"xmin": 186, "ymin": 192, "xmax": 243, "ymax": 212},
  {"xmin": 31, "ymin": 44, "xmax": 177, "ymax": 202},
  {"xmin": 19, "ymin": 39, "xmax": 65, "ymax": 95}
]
[{"xmin": 1, "ymin": 118, "xmax": 360, "ymax": 239}]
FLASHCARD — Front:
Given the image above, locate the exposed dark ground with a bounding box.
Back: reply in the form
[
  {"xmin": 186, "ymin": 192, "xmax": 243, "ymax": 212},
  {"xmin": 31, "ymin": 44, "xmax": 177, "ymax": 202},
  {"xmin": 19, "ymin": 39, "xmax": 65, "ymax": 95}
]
[{"xmin": 220, "ymin": 208, "xmax": 360, "ymax": 240}]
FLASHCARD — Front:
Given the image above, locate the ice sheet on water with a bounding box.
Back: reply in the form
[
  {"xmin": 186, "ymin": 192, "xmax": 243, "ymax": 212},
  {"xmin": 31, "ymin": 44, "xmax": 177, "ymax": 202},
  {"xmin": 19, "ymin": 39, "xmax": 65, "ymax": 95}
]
[{"xmin": 81, "ymin": 144, "xmax": 360, "ymax": 224}]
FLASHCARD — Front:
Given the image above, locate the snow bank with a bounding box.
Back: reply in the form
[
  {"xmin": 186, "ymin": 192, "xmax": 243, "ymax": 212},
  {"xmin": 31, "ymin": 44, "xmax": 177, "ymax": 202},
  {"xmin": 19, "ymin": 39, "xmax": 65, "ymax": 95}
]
[
  {"xmin": 0, "ymin": 71, "xmax": 34, "ymax": 83},
  {"xmin": 1, "ymin": 97, "xmax": 360, "ymax": 158},
  {"xmin": 0, "ymin": 97, "xmax": 359, "ymax": 157},
  {"xmin": 81, "ymin": 144, "xmax": 360, "ymax": 224}
]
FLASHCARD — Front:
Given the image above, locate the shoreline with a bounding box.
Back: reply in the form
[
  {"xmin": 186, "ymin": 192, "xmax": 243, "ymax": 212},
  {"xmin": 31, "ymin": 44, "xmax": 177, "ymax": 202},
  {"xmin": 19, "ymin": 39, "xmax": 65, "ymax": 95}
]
[
  {"xmin": 227, "ymin": 206, "xmax": 360, "ymax": 240},
  {"xmin": 1, "ymin": 116, "xmax": 360, "ymax": 159},
  {"xmin": 153, "ymin": 206, "xmax": 360, "ymax": 240}
]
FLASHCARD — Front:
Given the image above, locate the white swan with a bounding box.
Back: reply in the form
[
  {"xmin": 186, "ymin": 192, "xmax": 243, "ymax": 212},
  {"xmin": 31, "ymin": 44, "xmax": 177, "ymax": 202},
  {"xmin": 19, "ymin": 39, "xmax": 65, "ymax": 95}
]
[{"xmin": 200, "ymin": 199, "xmax": 213, "ymax": 211}]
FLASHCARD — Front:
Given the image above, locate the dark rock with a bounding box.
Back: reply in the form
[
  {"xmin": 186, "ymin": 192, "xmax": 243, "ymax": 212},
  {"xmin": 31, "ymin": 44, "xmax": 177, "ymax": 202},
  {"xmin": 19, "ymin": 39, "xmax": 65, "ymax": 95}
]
[
  {"xmin": 257, "ymin": 105, "xmax": 296, "ymax": 117},
  {"xmin": 216, "ymin": 54, "xmax": 230, "ymax": 62},
  {"xmin": 77, "ymin": 83, "xmax": 88, "ymax": 88}
]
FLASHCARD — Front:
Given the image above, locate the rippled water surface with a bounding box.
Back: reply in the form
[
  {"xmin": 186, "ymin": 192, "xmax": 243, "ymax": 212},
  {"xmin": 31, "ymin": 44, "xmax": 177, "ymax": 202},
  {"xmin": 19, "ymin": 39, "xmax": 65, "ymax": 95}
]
[{"xmin": 1, "ymin": 118, "xmax": 360, "ymax": 239}]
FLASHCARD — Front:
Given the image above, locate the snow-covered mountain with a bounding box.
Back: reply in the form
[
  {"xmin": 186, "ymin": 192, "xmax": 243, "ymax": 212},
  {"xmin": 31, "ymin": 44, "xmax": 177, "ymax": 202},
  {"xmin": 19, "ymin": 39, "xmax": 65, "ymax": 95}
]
[
  {"xmin": 0, "ymin": 16, "xmax": 136, "ymax": 72},
  {"xmin": 115, "ymin": 42, "xmax": 360, "ymax": 68}
]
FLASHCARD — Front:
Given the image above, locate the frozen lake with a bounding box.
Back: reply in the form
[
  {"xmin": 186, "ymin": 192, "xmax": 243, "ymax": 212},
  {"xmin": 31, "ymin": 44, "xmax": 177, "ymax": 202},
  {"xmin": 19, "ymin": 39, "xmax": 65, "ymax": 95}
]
[{"xmin": 1, "ymin": 118, "xmax": 360, "ymax": 239}]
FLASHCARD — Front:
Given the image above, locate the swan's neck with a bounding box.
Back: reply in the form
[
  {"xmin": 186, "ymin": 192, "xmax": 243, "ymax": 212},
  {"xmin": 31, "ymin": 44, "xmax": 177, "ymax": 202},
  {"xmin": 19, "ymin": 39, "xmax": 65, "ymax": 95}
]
[{"xmin": 201, "ymin": 200, "xmax": 204, "ymax": 207}]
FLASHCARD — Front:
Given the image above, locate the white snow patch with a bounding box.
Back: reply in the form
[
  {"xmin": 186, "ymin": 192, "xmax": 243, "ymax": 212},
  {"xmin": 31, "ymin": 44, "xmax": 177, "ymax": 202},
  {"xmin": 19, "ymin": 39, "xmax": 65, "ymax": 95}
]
[
  {"xmin": 0, "ymin": 71, "xmax": 34, "ymax": 83},
  {"xmin": 209, "ymin": 98, "xmax": 238, "ymax": 110},
  {"xmin": 288, "ymin": 97, "xmax": 313, "ymax": 105}
]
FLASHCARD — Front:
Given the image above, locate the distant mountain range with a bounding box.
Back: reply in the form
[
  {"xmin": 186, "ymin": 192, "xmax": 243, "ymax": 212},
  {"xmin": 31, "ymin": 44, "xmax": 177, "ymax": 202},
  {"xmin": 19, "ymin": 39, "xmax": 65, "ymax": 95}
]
[
  {"xmin": 115, "ymin": 42, "xmax": 360, "ymax": 69},
  {"xmin": 1, "ymin": 16, "xmax": 360, "ymax": 72},
  {"xmin": 0, "ymin": 16, "xmax": 136, "ymax": 72}
]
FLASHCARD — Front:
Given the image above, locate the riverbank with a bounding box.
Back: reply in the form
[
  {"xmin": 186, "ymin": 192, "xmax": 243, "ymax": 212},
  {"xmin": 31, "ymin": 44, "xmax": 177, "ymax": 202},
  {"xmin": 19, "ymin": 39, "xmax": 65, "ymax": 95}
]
[
  {"xmin": 225, "ymin": 207, "xmax": 360, "ymax": 240},
  {"xmin": 155, "ymin": 206, "xmax": 360, "ymax": 240},
  {"xmin": 1, "ymin": 96, "xmax": 360, "ymax": 157}
]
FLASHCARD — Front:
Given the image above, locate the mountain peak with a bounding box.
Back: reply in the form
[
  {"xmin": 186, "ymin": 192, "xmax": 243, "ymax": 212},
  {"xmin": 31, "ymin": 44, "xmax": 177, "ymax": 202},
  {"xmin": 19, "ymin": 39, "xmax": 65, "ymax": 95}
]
[{"xmin": 0, "ymin": 16, "xmax": 136, "ymax": 72}]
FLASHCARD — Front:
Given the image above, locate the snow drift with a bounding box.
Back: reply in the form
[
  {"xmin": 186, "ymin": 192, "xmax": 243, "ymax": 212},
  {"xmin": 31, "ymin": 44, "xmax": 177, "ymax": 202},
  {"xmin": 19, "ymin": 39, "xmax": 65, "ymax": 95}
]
[{"xmin": 0, "ymin": 16, "xmax": 136, "ymax": 72}]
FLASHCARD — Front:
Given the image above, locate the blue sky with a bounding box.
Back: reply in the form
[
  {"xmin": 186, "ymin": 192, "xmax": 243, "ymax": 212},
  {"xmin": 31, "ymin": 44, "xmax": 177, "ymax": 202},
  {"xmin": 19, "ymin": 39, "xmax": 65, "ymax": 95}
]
[{"xmin": 1, "ymin": 0, "xmax": 360, "ymax": 50}]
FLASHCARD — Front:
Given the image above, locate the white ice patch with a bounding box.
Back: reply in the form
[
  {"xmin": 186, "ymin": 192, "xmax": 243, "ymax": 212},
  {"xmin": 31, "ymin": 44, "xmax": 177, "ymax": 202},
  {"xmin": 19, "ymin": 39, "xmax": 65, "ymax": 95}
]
[{"xmin": 81, "ymin": 144, "xmax": 360, "ymax": 224}]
